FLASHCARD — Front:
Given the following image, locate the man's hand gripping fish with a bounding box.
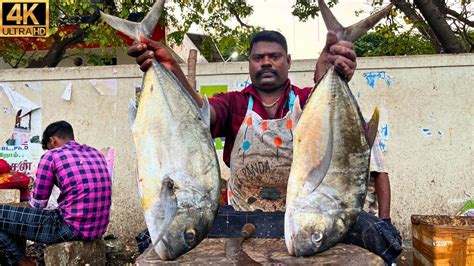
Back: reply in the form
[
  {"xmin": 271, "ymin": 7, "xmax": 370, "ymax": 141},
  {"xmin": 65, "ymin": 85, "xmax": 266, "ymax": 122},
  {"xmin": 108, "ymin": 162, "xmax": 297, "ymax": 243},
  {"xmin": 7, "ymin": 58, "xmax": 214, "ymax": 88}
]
[
  {"xmin": 285, "ymin": 0, "xmax": 392, "ymax": 257},
  {"xmin": 101, "ymin": 0, "xmax": 221, "ymax": 260}
]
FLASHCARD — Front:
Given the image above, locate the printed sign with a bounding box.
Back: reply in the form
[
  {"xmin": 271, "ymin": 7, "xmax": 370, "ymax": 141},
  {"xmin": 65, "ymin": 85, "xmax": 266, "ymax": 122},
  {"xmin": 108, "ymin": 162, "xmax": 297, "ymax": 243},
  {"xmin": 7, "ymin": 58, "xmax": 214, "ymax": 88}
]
[
  {"xmin": 0, "ymin": 0, "xmax": 49, "ymax": 37},
  {"xmin": 199, "ymin": 85, "xmax": 228, "ymax": 150}
]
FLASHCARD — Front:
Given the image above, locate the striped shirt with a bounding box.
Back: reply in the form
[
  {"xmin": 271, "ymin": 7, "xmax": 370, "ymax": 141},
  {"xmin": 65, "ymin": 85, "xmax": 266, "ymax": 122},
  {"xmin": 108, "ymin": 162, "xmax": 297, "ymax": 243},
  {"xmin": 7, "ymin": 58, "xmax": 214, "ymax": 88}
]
[{"xmin": 29, "ymin": 140, "xmax": 112, "ymax": 240}]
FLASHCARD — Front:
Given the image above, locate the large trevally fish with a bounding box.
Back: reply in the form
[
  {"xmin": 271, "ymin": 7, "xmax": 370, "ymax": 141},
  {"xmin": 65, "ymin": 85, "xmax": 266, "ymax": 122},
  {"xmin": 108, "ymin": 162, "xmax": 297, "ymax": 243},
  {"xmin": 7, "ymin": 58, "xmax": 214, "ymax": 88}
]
[
  {"xmin": 285, "ymin": 0, "xmax": 392, "ymax": 257},
  {"xmin": 100, "ymin": 0, "xmax": 221, "ymax": 260}
]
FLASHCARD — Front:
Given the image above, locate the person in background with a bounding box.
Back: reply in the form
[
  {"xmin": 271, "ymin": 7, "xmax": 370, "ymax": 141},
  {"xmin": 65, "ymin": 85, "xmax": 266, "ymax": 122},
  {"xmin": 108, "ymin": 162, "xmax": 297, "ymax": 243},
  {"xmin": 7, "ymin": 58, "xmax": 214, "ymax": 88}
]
[{"xmin": 0, "ymin": 121, "xmax": 112, "ymax": 266}]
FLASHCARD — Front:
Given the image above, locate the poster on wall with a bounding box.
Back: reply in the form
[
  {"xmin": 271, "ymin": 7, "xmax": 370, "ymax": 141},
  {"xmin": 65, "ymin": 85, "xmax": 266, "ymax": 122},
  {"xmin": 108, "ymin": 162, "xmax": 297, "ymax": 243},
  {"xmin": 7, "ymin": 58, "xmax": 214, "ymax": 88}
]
[
  {"xmin": 1, "ymin": 110, "xmax": 43, "ymax": 189},
  {"xmin": 0, "ymin": 84, "xmax": 43, "ymax": 188},
  {"xmin": 199, "ymin": 85, "xmax": 228, "ymax": 150}
]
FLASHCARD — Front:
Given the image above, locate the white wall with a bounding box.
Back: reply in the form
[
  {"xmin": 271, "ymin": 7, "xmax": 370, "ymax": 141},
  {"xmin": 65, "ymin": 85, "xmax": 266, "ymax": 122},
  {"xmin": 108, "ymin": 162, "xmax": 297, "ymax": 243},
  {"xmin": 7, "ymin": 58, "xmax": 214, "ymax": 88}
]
[{"xmin": 0, "ymin": 53, "xmax": 472, "ymax": 244}]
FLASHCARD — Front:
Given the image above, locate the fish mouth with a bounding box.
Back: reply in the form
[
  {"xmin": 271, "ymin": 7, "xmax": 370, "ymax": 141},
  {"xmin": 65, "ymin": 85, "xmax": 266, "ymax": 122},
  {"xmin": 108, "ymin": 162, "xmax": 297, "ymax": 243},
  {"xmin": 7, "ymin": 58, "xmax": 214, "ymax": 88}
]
[
  {"xmin": 154, "ymin": 236, "xmax": 182, "ymax": 261},
  {"xmin": 285, "ymin": 215, "xmax": 324, "ymax": 257},
  {"xmin": 286, "ymin": 231, "xmax": 318, "ymax": 257},
  {"xmin": 154, "ymin": 239, "xmax": 171, "ymax": 260},
  {"xmin": 286, "ymin": 239, "xmax": 296, "ymax": 256},
  {"xmin": 284, "ymin": 213, "xmax": 296, "ymax": 256}
]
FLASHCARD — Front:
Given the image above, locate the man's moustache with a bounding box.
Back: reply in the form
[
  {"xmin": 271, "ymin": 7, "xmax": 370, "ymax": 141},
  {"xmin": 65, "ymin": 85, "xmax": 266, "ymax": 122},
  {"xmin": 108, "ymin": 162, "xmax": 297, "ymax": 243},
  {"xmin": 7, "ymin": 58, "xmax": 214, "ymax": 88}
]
[{"xmin": 256, "ymin": 69, "xmax": 278, "ymax": 78}]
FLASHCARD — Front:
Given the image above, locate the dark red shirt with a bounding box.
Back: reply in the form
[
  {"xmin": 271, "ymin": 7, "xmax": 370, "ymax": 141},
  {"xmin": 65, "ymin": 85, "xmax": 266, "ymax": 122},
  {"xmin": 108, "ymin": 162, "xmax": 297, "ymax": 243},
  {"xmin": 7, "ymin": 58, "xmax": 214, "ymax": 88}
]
[{"xmin": 209, "ymin": 80, "xmax": 312, "ymax": 166}]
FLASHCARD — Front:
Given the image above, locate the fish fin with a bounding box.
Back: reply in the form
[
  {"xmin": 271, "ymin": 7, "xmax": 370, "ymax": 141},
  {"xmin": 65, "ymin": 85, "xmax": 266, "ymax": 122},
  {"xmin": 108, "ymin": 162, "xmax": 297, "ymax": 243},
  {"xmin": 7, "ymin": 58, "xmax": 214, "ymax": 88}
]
[
  {"xmin": 200, "ymin": 97, "xmax": 211, "ymax": 128},
  {"xmin": 365, "ymin": 107, "xmax": 380, "ymax": 147},
  {"xmin": 303, "ymin": 85, "xmax": 337, "ymax": 194},
  {"xmin": 128, "ymin": 99, "xmax": 137, "ymax": 128},
  {"xmin": 292, "ymin": 96, "xmax": 303, "ymax": 123},
  {"xmin": 151, "ymin": 177, "xmax": 178, "ymax": 250},
  {"xmin": 294, "ymin": 95, "xmax": 302, "ymax": 114},
  {"xmin": 304, "ymin": 135, "xmax": 333, "ymax": 193},
  {"xmin": 303, "ymin": 101, "xmax": 335, "ymax": 194},
  {"xmin": 100, "ymin": 0, "xmax": 165, "ymax": 41},
  {"xmin": 318, "ymin": 0, "xmax": 393, "ymax": 42}
]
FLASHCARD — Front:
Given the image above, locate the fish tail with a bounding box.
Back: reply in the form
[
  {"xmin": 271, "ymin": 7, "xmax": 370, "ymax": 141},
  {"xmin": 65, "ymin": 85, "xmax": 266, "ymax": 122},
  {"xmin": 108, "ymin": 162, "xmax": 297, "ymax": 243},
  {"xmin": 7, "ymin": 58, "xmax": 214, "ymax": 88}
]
[
  {"xmin": 318, "ymin": 0, "xmax": 393, "ymax": 42},
  {"xmin": 100, "ymin": 0, "xmax": 165, "ymax": 41}
]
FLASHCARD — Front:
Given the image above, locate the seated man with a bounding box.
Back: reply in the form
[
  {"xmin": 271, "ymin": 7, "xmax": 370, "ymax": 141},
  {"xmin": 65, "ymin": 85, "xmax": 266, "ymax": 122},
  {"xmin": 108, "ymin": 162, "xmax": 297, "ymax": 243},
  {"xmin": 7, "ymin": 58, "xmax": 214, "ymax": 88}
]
[{"xmin": 0, "ymin": 121, "xmax": 112, "ymax": 266}]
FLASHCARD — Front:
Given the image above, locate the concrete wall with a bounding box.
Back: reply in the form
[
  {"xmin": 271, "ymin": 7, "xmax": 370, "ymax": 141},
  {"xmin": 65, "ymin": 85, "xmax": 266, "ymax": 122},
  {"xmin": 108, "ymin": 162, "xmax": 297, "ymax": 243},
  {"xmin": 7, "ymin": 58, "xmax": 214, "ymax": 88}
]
[
  {"xmin": 0, "ymin": 54, "xmax": 472, "ymax": 244},
  {"xmin": 0, "ymin": 47, "xmax": 136, "ymax": 69}
]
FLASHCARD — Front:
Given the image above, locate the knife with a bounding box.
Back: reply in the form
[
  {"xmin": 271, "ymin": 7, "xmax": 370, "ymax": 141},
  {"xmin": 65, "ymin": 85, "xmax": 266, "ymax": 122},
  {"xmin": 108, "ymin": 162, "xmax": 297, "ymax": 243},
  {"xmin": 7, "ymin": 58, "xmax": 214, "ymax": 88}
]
[{"xmin": 225, "ymin": 223, "xmax": 260, "ymax": 265}]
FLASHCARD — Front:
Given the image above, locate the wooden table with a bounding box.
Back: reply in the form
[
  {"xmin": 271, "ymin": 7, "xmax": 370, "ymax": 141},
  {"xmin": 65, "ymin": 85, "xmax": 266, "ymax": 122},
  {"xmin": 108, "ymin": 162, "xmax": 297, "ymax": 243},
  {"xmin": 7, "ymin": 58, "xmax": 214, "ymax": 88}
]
[{"xmin": 136, "ymin": 238, "xmax": 384, "ymax": 265}]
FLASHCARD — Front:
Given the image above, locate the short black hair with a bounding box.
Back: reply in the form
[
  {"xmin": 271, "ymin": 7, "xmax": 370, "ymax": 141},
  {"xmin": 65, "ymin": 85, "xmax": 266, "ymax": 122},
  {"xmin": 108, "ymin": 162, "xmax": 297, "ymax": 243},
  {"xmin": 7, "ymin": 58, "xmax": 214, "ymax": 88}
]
[
  {"xmin": 41, "ymin": 121, "xmax": 75, "ymax": 150},
  {"xmin": 249, "ymin": 30, "xmax": 288, "ymax": 55}
]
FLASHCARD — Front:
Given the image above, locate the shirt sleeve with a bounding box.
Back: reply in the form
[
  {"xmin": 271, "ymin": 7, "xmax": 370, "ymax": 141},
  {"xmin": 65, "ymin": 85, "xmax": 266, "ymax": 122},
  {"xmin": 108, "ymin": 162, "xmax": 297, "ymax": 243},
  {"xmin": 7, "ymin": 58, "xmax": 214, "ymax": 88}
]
[
  {"xmin": 209, "ymin": 93, "xmax": 232, "ymax": 138},
  {"xmin": 295, "ymin": 86, "xmax": 313, "ymax": 109},
  {"xmin": 29, "ymin": 152, "xmax": 55, "ymax": 209}
]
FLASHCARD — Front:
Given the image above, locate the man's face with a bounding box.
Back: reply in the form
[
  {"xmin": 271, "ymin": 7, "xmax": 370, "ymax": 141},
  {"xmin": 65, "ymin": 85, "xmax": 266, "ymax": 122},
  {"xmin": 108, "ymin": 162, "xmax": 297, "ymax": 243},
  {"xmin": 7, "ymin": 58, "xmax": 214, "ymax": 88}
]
[{"xmin": 249, "ymin": 41, "xmax": 291, "ymax": 92}]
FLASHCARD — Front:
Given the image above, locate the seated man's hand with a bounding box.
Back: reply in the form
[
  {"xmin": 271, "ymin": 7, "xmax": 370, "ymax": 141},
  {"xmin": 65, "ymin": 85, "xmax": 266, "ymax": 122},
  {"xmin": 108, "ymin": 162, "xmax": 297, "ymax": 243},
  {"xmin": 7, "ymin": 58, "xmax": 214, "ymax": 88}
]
[
  {"xmin": 314, "ymin": 31, "xmax": 357, "ymax": 83},
  {"xmin": 127, "ymin": 35, "xmax": 180, "ymax": 74}
]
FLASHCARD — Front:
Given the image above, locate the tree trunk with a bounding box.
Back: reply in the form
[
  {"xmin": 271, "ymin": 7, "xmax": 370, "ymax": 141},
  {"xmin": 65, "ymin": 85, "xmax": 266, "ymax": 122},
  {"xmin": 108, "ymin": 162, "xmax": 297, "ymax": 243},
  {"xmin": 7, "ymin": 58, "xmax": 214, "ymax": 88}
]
[
  {"xmin": 26, "ymin": 4, "xmax": 104, "ymax": 68},
  {"xmin": 26, "ymin": 30, "xmax": 86, "ymax": 68},
  {"xmin": 414, "ymin": 0, "xmax": 466, "ymax": 53},
  {"xmin": 391, "ymin": 0, "xmax": 442, "ymax": 53},
  {"xmin": 187, "ymin": 49, "xmax": 198, "ymax": 92}
]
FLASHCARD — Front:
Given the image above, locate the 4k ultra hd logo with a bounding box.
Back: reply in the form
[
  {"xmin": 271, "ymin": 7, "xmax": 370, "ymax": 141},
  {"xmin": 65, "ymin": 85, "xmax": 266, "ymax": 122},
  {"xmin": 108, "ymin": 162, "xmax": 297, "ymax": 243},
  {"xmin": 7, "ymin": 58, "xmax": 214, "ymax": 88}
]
[{"xmin": 0, "ymin": 0, "xmax": 49, "ymax": 37}]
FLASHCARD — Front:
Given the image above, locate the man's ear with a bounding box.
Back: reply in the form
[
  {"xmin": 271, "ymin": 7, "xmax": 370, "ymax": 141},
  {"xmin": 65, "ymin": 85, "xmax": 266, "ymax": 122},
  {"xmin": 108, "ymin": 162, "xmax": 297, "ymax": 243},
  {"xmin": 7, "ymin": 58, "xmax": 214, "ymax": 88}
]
[
  {"xmin": 50, "ymin": 136, "xmax": 59, "ymax": 149},
  {"xmin": 287, "ymin": 54, "xmax": 291, "ymax": 69}
]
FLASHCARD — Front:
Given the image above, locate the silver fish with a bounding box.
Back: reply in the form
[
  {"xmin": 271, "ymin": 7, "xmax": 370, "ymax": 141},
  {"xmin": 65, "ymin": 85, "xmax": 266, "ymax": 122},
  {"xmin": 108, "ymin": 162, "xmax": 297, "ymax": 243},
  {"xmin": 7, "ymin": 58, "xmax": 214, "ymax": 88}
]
[
  {"xmin": 285, "ymin": 0, "xmax": 391, "ymax": 257},
  {"xmin": 101, "ymin": 0, "xmax": 221, "ymax": 260}
]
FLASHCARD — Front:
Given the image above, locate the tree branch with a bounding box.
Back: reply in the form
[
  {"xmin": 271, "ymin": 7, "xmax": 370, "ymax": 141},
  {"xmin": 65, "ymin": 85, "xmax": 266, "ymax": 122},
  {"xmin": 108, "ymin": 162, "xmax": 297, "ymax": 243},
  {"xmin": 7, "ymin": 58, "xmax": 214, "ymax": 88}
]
[
  {"xmin": 26, "ymin": 10, "xmax": 101, "ymax": 68},
  {"xmin": 414, "ymin": 0, "xmax": 466, "ymax": 53},
  {"xmin": 229, "ymin": 6, "xmax": 251, "ymax": 28},
  {"xmin": 25, "ymin": 0, "xmax": 118, "ymax": 68},
  {"xmin": 13, "ymin": 50, "xmax": 27, "ymax": 68},
  {"xmin": 444, "ymin": 8, "xmax": 474, "ymax": 27},
  {"xmin": 390, "ymin": 0, "xmax": 442, "ymax": 53}
]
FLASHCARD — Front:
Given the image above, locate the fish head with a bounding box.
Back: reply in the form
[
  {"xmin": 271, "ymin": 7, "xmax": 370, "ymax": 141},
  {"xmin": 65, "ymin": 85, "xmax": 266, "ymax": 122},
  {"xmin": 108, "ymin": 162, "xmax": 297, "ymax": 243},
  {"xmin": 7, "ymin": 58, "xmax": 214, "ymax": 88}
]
[
  {"xmin": 286, "ymin": 208, "xmax": 334, "ymax": 257},
  {"xmin": 153, "ymin": 172, "xmax": 216, "ymax": 260},
  {"xmin": 154, "ymin": 216, "xmax": 208, "ymax": 260}
]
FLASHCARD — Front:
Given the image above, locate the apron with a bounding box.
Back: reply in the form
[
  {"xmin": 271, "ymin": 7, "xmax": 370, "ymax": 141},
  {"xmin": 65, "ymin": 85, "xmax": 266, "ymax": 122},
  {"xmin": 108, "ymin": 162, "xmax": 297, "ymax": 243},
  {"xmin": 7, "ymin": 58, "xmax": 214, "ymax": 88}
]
[{"xmin": 228, "ymin": 89, "xmax": 302, "ymax": 212}]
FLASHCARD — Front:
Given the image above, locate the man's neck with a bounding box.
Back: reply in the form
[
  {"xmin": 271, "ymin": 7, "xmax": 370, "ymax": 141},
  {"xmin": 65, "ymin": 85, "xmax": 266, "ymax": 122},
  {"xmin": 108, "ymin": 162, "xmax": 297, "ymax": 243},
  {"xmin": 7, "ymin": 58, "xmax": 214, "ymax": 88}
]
[
  {"xmin": 255, "ymin": 85, "xmax": 286, "ymax": 103},
  {"xmin": 254, "ymin": 85, "xmax": 286, "ymax": 119}
]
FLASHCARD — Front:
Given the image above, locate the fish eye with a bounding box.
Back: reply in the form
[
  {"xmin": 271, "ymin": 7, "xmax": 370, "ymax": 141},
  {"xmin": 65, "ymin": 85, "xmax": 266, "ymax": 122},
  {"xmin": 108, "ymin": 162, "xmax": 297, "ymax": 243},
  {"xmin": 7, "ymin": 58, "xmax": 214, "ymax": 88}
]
[
  {"xmin": 311, "ymin": 232, "xmax": 323, "ymax": 244},
  {"xmin": 184, "ymin": 228, "xmax": 196, "ymax": 244}
]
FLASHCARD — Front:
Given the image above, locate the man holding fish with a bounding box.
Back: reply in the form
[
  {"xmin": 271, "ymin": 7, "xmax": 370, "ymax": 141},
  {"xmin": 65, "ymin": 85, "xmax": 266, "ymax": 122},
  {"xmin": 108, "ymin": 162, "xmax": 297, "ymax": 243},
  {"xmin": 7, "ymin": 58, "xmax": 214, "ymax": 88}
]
[
  {"xmin": 122, "ymin": 0, "xmax": 402, "ymax": 263},
  {"xmin": 129, "ymin": 30, "xmax": 401, "ymax": 263}
]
